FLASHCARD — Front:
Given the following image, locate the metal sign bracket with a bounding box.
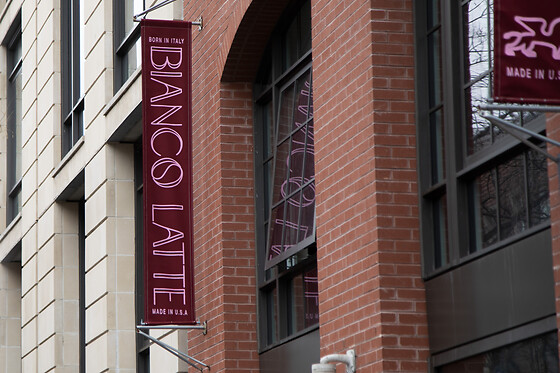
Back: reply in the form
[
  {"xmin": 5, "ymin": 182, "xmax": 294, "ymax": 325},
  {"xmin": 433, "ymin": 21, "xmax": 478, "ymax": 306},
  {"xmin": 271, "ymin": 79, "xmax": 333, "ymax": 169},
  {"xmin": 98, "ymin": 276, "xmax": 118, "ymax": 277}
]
[
  {"xmin": 133, "ymin": 0, "xmax": 203, "ymax": 30},
  {"xmin": 136, "ymin": 321, "xmax": 209, "ymax": 372},
  {"xmin": 477, "ymin": 104, "xmax": 560, "ymax": 163}
]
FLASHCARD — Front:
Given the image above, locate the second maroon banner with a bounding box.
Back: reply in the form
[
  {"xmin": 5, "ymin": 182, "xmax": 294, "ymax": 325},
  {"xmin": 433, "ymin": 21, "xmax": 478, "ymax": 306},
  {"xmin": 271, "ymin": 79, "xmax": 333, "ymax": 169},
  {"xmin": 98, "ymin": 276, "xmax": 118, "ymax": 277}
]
[
  {"xmin": 141, "ymin": 19, "xmax": 195, "ymax": 325},
  {"xmin": 494, "ymin": 0, "xmax": 560, "ymax": 104}
]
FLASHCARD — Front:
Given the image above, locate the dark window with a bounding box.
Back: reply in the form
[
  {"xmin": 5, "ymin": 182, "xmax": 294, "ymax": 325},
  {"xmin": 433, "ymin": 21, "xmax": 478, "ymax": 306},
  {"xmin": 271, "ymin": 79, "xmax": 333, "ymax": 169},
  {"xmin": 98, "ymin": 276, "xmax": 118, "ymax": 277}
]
[
  {"xmin": 78, "ymin": 200, "xmax": 86, "ymax": 373},
  {"xmin": 438, "ymin": 332, "xmax": 559, "ymax": 373},
  {"xmin": 134, "ymin": 139, "xmax": 150, "ymax": 372},
  {"xmin": 114, "ymin": 0, "xmax": 144, "ymax": 92},
  {"xmin": 254, "ymin": 0, "xmax": 318, "ymax": 351},
  {"xmin": 6, "ymin": 22, "xmax": 22, "ymax": 223},
  {"xmin": 415, "ymin": 0, "xmax": 550, "ymax": 275},
  {"xmin": 61, "ymin": 0, "xmax": 84, "ymax": 155}
]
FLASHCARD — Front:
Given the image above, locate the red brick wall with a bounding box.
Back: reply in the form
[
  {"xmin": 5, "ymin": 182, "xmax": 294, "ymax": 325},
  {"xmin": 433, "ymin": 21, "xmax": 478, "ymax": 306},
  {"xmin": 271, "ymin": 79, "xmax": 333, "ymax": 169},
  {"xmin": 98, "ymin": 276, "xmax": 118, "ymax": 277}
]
[
  {"xmin": 184, "ymin": 0, "xmax": 430, "ymax": 371},
  {"xmin": 185, "ymin": 1, "xmax": 260, "ymax": 371},
  {"xmin": 312, "ymin": 0, "xmax": 429, "ymax": 371}
]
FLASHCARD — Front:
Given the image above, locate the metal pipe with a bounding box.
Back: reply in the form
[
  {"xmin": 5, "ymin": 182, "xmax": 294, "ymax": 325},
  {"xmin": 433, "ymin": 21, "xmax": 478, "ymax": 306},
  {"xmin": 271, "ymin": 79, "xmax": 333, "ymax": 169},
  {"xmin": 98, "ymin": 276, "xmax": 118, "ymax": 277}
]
[
  {"xmin": 133, "ymin": 0, "xmax": 203, "ymax": 29},
  {"xmin": 137, "ymin": 321, "xmax": 207, "ymax": 334},
  {"xmin": 477, "ymin": 103, "xmax": 560, "ymax": 113},
  {"xmin": 481, "ymin": 113, "xmax": 560, "ymax": 149},
  {"xmin": 136, "ymin": 328, "xmax": 209, "ymax": 370},
  {"xmin": 313, "ymin": 350, "xmax": 356, "ymax": 373},
  {"xmin": 134, "ymin": 0, "xmax": 176, "ymax": 21},
  {"xmin": 481, "ymin": 114, "xmax": 560, "ymax": 163}
]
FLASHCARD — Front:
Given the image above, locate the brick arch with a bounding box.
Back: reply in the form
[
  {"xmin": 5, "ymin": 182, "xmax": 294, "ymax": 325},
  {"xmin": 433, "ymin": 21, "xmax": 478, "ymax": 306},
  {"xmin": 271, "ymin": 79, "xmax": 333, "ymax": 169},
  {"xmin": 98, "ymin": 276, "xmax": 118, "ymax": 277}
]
[{"xmin": 219, "ymin": 0, "xmax": 292, "ymax": 82}]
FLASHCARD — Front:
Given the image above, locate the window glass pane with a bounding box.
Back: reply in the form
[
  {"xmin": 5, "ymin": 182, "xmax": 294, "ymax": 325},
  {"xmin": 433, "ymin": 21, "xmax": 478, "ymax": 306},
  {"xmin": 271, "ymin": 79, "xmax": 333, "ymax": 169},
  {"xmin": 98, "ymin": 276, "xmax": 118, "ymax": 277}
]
[
  {"xmin": 278, "ymin": 85, "xmax": 296, "ymax": 142},
  {"xmin": 427, "ymin": 0, "xmax": 440, "ymax": 29},
  {"xmin": 288, "ymin": 74, "xmax": 313, "ymax": 191},
  {"xmin": 267, "ymin": 71, "xmax": 315, "ymax": 265},
  {"xmin": 272, "ymin": 139, "xmax": 290, "ymax": 204},
  {"xmin": 264, "ymin": 160, "xmax": 272, "ymax": 217},
  {"xmin": 299, "ymin": 184, "xmax": 315, "ymax": 241},
  {"xmin": 9, "ymin": 37, "xmax": 21, "ymax": 69},
  {"xmin": 262, "ymin": 101, "xmax": 274, "ymax": 158},
  {"xmin": 464, "ymin": 0, "xmax": 497, "ymax": 154},
  {"xmin": 124, "ymin": 0, "xmax": 144, "ymax": 35},
  {"xmin": 287, "ymin": 266, "xmax": 319, "ymax": 335},
  {"xmin": 117, "ymin": 0, "xmax": 144, "ymax": 88},
  {"xmin": 463, "ymin": 0, "xmax": 492, "ymax": 83},
  {"xmin": 266, "ymin": 287, "xmax": 278, "ymax": 345},
  {"xmin": 527, "ymin": 145, "xmax": 550, "ymax": 226},
  {"xmin": 302, "ymin": 123, "xmax": 315, "ymax": 182},
  {"xmin": 430, "ymin": 109, "xmax": 445, "ymax": 184},
  {"xmin": 14, "ymin": 71, "xmax": 22, "ymax": 183},
  {"xmin": 79, "ymin": 0, "xmax": 85, "ymax": 97},
  {"xmin": 299, "ymin": 1, "xmax": 311, "ymax": 55},
  {"xmin": 62, "ymin": 0, "xmax": 84, "ymax": 154},
  {"xmin": 283, "ymin": 191, "xmax": 302, "ymax": 247},
  {"xmin": 498, "ymin": 154, "xmax": 527, "ymax": 239},
  {"xmin": 283, "ymin": 16, "xmax": 299, "ymax": 70},
  {"xmin": 434, "ymin": 195, "xmax": 448, "ymax": 268},
  {"xmin": 7, "ymin": 32, "xmax": 22, "ymax": 221},
  {"xmin": 303, "ymin": 267, "xmax": 319, "ymax": 328},
  {"xmin": 466, "ymin": 76, "xmax": 492, "ymax": 153},
  {"xmin": 11, "ymin": 190, "xmax": 21, "ymax": 218},
  {"xmin": 438, "ymin": 332, "xmax": 559, "ymax": 373},
  {"xmin": 125, "ymin": 39, "xmax": 142, "ymax": 81},
  {"xmin": 428, "ymin": 30, "xmax": 442, "ymax": 108},
  {"xmin": 471, "ymin": 169, "xmax": 498, "ymax": 250},
  {"xmin": 268, "ymin": 203, "xmax": 286, "ymax": 261}
]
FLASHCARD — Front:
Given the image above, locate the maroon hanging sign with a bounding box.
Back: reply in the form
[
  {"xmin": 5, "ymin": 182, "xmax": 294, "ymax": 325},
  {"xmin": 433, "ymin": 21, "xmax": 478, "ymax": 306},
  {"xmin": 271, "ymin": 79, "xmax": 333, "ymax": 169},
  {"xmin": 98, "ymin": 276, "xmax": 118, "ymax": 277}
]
[
  {"xmin": 141, "ymin": 19, "xmax": 195, "ymax": 325},
  {"xmin": 494, "ymin": 0, "xmax": 560, "ymax": 104}
]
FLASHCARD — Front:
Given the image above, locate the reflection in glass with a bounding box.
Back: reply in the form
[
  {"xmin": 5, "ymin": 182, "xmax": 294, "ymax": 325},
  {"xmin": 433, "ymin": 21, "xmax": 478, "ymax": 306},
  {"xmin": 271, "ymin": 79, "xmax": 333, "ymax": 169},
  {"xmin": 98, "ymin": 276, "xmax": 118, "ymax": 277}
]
[
  {"xmin": 527, "ymin": 145, "xmax": 550, "ymax": 226},
  {"xmin": 469, "ymin": 146, "xmax": 550, "ymax": 252},
  {"xmin": 267, "ymin": 71, "xmax": 314, "ymax": 265},
  {"xmin": 434, "ymin": 195, "xmax": 448, "ymax": 268},
  {"xmin": 266, "ymin": 287, "xmax": 278, "ymax": 346},
  {"xmin": 125, "ymin": 40, "xmax": 142, "ymax": 82},
  {"xmin": 427, "ymin": 0, "xmax": 440, "ymax": 29},
  {"xmin": 117, "ymin": 0, "xmax": 145, "ymax": 87},
  {"xmin": 428, "ymin": 30, "xmax": 443, "ymax": 108},
  {"xmin": 7, "ymin": 32, "xmax": 22, "ymax": 221},
  {"xmin": 282, "ymin": 0, "xmax": 311, "ymax": 72},
  {"xmin": 439, "ymin": 332, "xmax": 559, "ymax": 373},
  {"xmin": 262, "ymin": 101, "xmax": 274, "ymax": 158},
  {"xmin": 463, "ymin": 0, "xmax": 492, "ymax": 83},
  {"xmin": 430, "ymin": 109, "xmax": 445, "ymax": 184},
  {"xmin": 463, "ymin": 0, "xmax": 496, "ymax": 154},
  {"xmin": 472, "ymin": 170, "xmax": 498, "ymax": 249},
  {"xmin": 288, "ymin": 267, "xmax": 319, "ymax": 334},
  {"xmin": 498, "ymin": 154, "xmax": 527, "ymax": 239}
]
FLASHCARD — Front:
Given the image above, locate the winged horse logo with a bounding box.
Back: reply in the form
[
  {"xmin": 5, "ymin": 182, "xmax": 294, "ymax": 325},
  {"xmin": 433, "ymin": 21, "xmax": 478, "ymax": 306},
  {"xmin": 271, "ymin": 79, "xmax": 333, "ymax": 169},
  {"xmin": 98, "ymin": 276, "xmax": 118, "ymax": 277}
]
[{"xmin": 503, "ymin": 16, "xmax": 560, "ymax": 60}]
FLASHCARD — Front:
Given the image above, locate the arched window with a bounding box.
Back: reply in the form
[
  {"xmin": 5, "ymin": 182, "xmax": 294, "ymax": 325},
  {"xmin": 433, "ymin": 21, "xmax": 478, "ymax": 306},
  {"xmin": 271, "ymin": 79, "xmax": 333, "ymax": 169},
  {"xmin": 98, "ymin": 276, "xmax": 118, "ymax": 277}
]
[{"xmin": 253, "ymin": 0, "xmax": 319, "ymax": 365}]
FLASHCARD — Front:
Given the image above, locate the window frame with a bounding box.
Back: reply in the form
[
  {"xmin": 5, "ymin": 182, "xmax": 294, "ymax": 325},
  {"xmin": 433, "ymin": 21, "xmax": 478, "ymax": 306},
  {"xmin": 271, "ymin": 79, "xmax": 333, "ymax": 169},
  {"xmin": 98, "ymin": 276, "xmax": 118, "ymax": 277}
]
[
  {"xmin": 134, "ymin": 139, "xmax": 150, "ymax": 372},
  {"xmin": 61, "ymin": 0, "xmax": 85, "ymax": 156},
  {"xmin": 6, "ymin": 16, "xmax": 22, "ymax": 223},
  {"xmin": 253, "ymin": 0, "xmax": 318, "ymax": 352},
  {"xmin": 113, "ymin": 0, "xmax": 144, "ymax": 92},
  {"xmin": 78, "ymin": 200, "xmax": 86, "ymax": 373},
  {"xmin": 414, "ymin": 0, "xmax": 550, "ymax": 278}
]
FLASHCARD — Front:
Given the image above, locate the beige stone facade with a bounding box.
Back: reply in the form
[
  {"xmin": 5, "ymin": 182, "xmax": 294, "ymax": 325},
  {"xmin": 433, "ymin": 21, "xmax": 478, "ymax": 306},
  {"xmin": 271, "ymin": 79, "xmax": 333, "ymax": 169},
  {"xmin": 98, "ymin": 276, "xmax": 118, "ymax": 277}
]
[{"xmin": 0, "ymin": 0, "xmax": 189, "ymax": 371}]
